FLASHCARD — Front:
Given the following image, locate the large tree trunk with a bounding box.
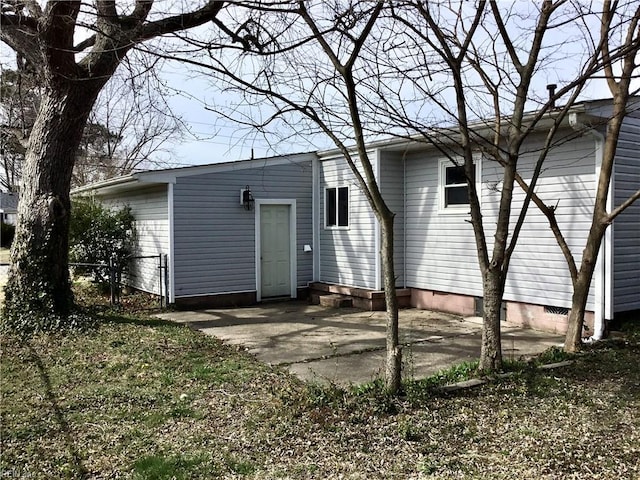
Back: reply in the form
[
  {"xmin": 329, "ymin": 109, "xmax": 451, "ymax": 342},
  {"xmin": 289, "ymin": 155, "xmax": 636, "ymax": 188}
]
[
  {"xmin": 380, "ymin": 213, "xmax": 400, "ymax": 393},
  {"xmin": 3, "ymin": 84, "xmax": 101, "ymax": 329},
  {"xmin": 479, "ymin": 268, "xmax": 504, "ymax": 372}
]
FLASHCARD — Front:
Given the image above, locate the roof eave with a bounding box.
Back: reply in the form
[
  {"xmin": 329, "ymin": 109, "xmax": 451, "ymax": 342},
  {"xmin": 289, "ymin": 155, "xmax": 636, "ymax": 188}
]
[{"xmin": 318, "ymin": 102, "xmax": 593, "ymax": 158}]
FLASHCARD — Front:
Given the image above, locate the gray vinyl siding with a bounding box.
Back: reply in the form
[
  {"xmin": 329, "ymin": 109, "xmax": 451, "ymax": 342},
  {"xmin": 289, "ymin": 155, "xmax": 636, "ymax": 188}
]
[
  {"xmin": 380, "ymin": 152, "xmax": 405, "ymax": 287},
  {"xmin": 172, "ymin": 161, "xmax": 313, "ymax": 297},
  {"xmin": 99, "ymin": 185, "xmax": 168, "ymax": 295},
  {"xmin": 319, "ymin": 156, "xmax": 377, "ymax": 289},
  {"xmin": 405, "ymin": 131, "xmax": 597, "ymax": 310},
  {"xmin": 613, "ymin": 112, "xmax": 640, "ymax": 313}
]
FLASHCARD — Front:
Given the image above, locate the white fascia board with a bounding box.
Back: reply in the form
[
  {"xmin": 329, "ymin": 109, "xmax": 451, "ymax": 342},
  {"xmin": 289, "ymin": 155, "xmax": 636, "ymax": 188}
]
[
  {"xmin": 73, "ymin": 176, "xmax": 172, "ymax": 198},
  {"xmin": 317, "ymin": 147, "xmax": 379, "ymax": 162},
  {"xmin": 317, "ymin": 104, "xmax": 594, "ymax": 158}
]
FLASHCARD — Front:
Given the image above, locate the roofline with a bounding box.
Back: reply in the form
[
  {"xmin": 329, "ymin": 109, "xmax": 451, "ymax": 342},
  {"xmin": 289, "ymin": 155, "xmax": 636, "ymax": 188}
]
[
  {"xmin": 73, "ymin": 151, "xmax": 318, "ymax": 196},
  {"xmin": 135, "ymin": 151, "xmax": 316, "ymax": 183},
  {"xmin": 72, "ymin": 174, "xmax": 138, "ymax": 195},
  {"xmin": 317, "ymin": 97, "xmax": 624, "ymax": 159}
]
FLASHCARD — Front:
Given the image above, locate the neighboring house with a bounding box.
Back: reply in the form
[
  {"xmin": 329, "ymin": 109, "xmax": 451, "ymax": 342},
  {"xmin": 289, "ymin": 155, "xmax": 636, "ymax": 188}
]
[
  {"xmin": 76, "ymin": 98, "xmax": 639, "ymax": 335},
  {"xmin": 0, "ymin": 192, "xmax": 18, "ymax": 225},
  {"xmin": 312, "ymin": 97, "xmax": 639, "ymax": 334},
  {"xmin": 74, "ymin": 153, "xmax": 315, "ymax": 307}
]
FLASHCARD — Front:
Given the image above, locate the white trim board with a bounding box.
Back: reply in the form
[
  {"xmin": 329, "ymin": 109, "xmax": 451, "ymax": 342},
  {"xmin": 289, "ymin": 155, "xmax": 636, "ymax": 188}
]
[{"xmin": 167, "ymin": 183, "xmax": 176, "ymax": 304}]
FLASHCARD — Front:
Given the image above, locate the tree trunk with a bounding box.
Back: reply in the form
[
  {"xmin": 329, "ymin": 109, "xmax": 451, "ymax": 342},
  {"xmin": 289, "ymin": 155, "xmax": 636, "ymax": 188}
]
[
  {"xmin": 380, "ymin": 213, "xmax": 401, "ymax": 394},
  {"xmin": 381, "ymin": 214, "xmax": 400, "ymax": 393},
  {"xmin": 564, "ymin": 228, "xmax": 604, "ymax": 352},
  {"xmin": 3, "ymin": 84, "xmax": 101, "ymax": 329},
  {"xmin": 479, "ymin": 268, "xmax": 504, "ymax": 372}
]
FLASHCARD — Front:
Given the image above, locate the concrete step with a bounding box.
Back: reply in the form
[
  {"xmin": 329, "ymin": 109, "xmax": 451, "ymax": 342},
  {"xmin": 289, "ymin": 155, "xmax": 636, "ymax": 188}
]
[
  {"xmin": 308, "ymin": 282, "xmax": 412, "ymax": 311},
  {"xmin": 319, "ymin": 294, "xmax": 353, "ymax": 308}
]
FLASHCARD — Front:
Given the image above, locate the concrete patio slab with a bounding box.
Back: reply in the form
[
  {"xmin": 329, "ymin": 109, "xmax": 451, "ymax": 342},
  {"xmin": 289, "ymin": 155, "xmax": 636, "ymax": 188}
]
[{"xmin": 156, "ymin": 301, "xmax": 564, "ymax": 386}]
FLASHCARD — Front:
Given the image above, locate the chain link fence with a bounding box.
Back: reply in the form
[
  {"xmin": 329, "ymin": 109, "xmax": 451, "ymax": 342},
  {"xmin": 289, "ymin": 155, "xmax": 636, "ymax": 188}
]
[{"xmin": 0, "ymin": 253, "xmax": 170, "ymax": 309}]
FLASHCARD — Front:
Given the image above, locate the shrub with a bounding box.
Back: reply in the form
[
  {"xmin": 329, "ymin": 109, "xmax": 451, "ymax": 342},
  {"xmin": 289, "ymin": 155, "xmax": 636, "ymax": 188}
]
[
  {"xmin": 69, "ymin": 197, "xmax": 135, "ymax": 284},
  {"xmin": 1, "ymin": 222, "xmax": 15, "ymax": 248}
]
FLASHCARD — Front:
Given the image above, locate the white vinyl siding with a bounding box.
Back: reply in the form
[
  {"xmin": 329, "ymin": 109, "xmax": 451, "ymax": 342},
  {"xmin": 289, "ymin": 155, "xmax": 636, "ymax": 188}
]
[
  {"xmin": 319, "ymin": 155, "xmax": 377, "ymax": 289},
  {"xmin": 405, "ymin": 152, "xmax": 483, "ymax": 296},
  {"xmin": 405, "ymin": 131, "xmax": 597, "ymax": 310},
  {"xmin": 613, "ymin": 112, "xmax": 640, "ymax": 313},
  {"xmin": 172, "ymin": 161, "xmax": 313, "ymax": 298},
  {"xmin": 483, "ymin": 133, "xmax": 597, "ymax": 309},
  {"xmin": 99, "ymin": 185, "xmax": 168, "ymax": 295}
]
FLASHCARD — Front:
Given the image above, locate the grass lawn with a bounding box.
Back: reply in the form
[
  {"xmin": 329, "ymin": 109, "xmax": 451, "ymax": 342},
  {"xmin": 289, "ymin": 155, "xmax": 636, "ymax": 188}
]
[{"xmin": 1, "ymin": 295, "xmax": 639, "ymax": 479}]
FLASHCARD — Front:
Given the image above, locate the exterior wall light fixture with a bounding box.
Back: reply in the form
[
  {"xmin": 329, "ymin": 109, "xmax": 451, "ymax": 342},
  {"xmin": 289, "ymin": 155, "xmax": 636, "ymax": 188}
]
[{"xmin": 241, "ymin": 186, "xmax": 255, "ymax": 211}]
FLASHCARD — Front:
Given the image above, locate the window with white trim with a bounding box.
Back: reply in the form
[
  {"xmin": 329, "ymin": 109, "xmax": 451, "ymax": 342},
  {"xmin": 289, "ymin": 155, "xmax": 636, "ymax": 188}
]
[
  {"xmin": 439, "ymin": 159, "xmax": 478, "ymax": 212},
  {"xmin": 325, "ymin": 186, "xmax": 349, "ymax": 227}
]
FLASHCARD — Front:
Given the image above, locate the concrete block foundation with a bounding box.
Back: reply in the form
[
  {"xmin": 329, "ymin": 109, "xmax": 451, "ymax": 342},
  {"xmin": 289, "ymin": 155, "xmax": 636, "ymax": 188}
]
[{"xmin": 410, "ymin": 289, "xmax": 476, "ymax": 317}]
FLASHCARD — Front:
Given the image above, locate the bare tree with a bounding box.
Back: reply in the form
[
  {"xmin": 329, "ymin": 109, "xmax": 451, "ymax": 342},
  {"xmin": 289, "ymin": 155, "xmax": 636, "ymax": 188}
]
[
  {"xmin": 517, "ymin": 0, "xmax": 640, "ymax": 352},
  {"xmin": 1, "ymin": 63, "xmax": 181, "ymax": 190},
  {"xmin": 354, "ymin": 0, "xmax": 569, "ymax": 371},
  {"xmin": 0, "ymin": 1, "xmax": 226, "ymax": 330},
  {"xmin": 372, "ymin": 0, "xmax": 639, "ymax": 369},
  {"xmin": 180, "ymin": 1, "xmax": 403, "ymax": 392},
  {"xmin": 74, "ymin": 68, "xmax": 183, "ymax": 187}
]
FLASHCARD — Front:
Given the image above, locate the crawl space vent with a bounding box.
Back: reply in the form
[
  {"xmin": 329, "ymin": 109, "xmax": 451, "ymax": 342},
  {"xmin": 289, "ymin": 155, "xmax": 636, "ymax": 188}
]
[{"xmin": 544, "ymin": 305, "xmax": 570, "ymax": 316}]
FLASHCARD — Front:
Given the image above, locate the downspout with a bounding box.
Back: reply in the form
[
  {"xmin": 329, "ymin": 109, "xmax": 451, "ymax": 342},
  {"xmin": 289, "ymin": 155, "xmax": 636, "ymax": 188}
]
[
  {"xmin": 569, "ymin": 112, "xmax": 607, "ymax": 341},
  {"xmin": 374, "ymin": 149, "xmax": 382, "ymax": 291},
  {"xmin": 403, "ymin": 152, "xmax": 407, "ymax": 289},
  {"xmin": 604, "ymin": 163, "xmax": 614, "ymax": 323},
  {"xmin": 312, "ymin": 155, "xmax": 320, "ymax": 282}
]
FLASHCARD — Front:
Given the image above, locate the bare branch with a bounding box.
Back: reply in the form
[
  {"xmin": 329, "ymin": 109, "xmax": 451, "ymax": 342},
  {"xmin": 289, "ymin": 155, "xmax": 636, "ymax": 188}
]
[
  {"xmin": 0, "ymin": 13, "xmax": 42, "ymax": 68},
  {"xmin": 135, "ymin": 1, "xmax": 225, "ymax": 43},
  {"xmin": 513, "ymin": 172, "xmax": 579, "ymax": 281},
  {"xmin": 608, "ymin": 189, "xmax": 640, "ymax": 222}
]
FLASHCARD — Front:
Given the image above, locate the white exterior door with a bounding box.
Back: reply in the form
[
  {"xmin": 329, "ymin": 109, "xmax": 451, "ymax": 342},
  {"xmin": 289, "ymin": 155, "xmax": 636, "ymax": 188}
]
[{"xmin": 260, "ymin": 204, "xmax": 292, "ymax": 298}]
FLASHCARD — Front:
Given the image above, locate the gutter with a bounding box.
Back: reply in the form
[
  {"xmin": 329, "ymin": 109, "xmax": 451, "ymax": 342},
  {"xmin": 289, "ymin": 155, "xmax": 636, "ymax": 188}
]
[
  {"xmin": 569, "ymin": 112, "xmax": 609, "ymax": 341},
  {"xmin": 71, "ymin": 174, "xmax": 139, "ymax": 196}
]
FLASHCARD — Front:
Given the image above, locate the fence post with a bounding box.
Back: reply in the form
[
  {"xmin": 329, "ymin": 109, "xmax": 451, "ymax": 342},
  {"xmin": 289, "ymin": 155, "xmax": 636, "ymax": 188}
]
[
  {"xmin": 163, "ymin": 254, "xmax": 169, "ymax": 308},
  {"xmin": 158, "ymin": 253, "xmax": 163, "ymax": 309}
]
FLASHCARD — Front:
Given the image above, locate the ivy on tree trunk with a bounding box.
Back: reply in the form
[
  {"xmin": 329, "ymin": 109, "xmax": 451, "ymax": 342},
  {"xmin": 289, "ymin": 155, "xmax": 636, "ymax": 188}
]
[{"xmin": 3, "ymin": 84, "xmax": 103, "ymax": 331}]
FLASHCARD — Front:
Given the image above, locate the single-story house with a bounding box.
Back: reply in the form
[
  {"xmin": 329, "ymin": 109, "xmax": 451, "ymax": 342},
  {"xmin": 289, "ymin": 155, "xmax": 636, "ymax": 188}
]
[{"xmin": 76, "ymin": 98, "xmax": 639, "ymax": 335}]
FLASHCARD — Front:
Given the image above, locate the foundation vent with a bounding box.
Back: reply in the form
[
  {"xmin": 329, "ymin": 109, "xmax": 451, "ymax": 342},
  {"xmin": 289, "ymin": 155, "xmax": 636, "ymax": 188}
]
[{"xmin": 544, "ymin": 305, "xmax": 570, "ymax": 316}]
